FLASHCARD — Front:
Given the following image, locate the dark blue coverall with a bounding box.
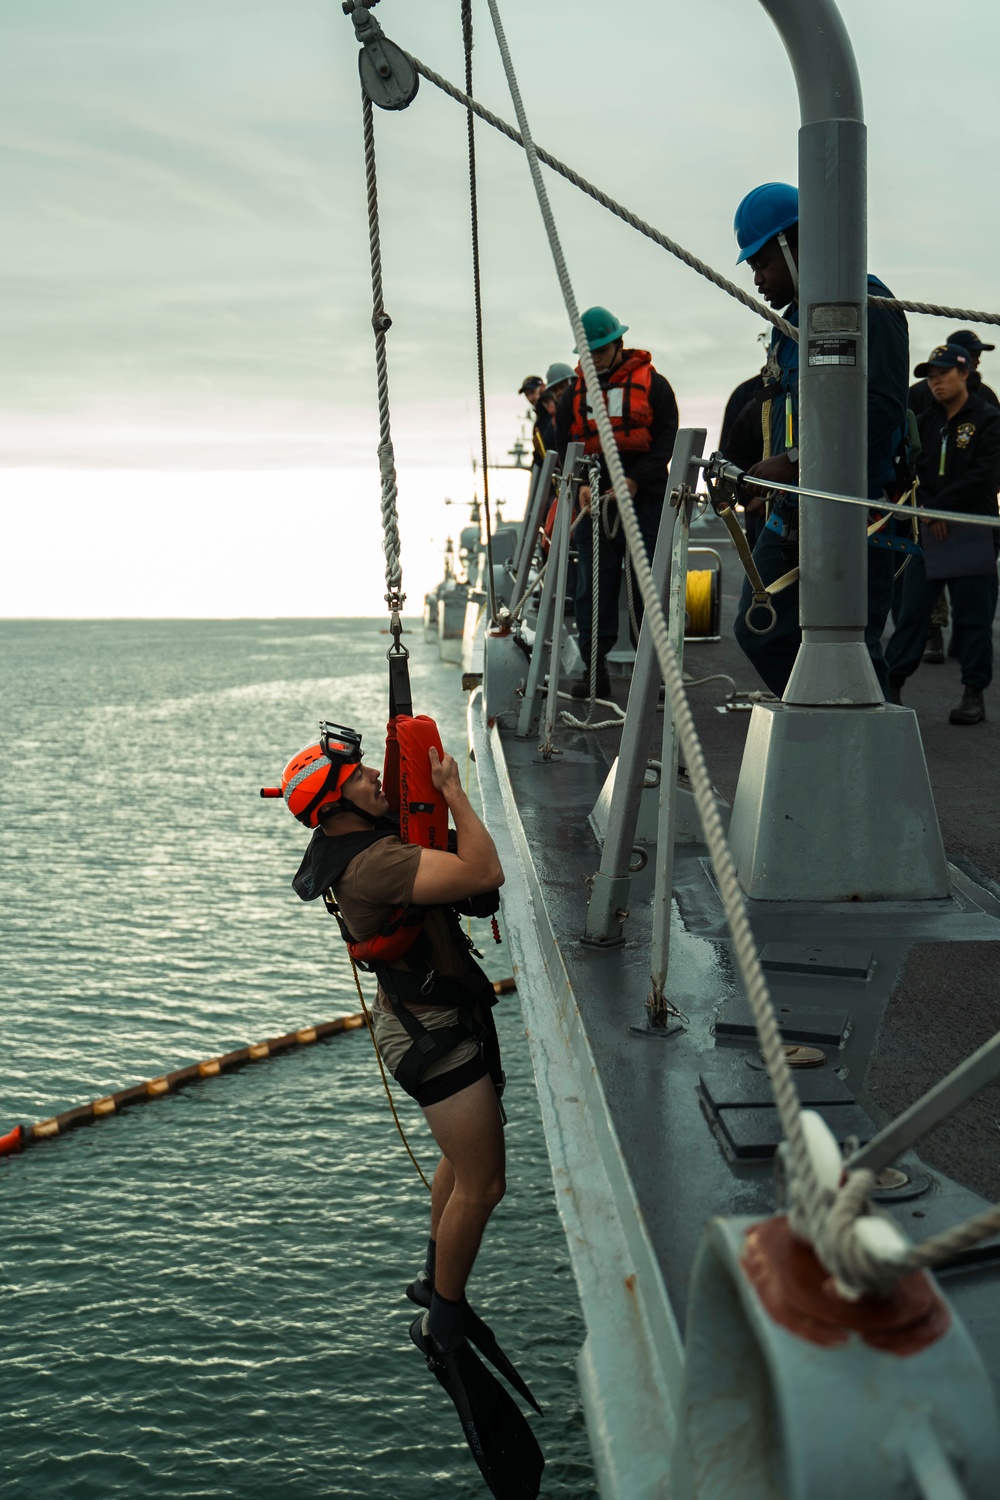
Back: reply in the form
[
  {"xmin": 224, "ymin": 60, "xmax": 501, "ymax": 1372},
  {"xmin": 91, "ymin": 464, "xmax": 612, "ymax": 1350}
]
[
  {"xmin": 733, "ymin": 275, "xmax": 909, "ymax": 697},
  {"xmin": 886, "ymin": 391, "xmax": 1000, "ymax": 691}
]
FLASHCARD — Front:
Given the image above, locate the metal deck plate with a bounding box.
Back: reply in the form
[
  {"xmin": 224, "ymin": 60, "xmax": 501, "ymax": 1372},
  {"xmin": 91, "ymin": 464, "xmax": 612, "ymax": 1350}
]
[
  {"xmin": 698, "ymin": 1064, "xmax": 855, "ymax": 1109},
  {"xmin": 759, "ymin": 941, "xmax": 873, "ymax": 978},
  {"xmin": 714, "ymin": 999, "xmax": 851, "ymax": 1045},
  {"xmin": 714, "ymin": 1102, "xmax": 876, "ymax": 1160}
]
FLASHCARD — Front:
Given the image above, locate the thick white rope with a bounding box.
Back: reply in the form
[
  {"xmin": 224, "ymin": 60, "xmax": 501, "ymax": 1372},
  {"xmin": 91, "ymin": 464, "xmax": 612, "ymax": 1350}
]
[
  {"xmin": 406, "ymin": 52, "xmax": 798, "ymax": 343},
  {"xmin": 362, "ymin": 92, "xmax": 404, "ymax": 609},
  {"xmin": 407, "ymin": 51, "xmax": 1000, "ymax": 344},
  {"xmin": 482, "ymin": 0, "xmax": 834, "ymax": 1274},
  {"xmin": 481, "ymin": 0, "xmax": 1000, "ymax": 1300},
  {"xmin": 558, "ymin": 692, "xmax": 625, "ymax": 732}
]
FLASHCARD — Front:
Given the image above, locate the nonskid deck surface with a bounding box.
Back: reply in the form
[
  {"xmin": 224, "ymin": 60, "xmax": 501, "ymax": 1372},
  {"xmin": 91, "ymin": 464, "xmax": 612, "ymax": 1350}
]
[{"xmin": 495, "ymin": 518, "xmax": 1000, "ymax": 1368}]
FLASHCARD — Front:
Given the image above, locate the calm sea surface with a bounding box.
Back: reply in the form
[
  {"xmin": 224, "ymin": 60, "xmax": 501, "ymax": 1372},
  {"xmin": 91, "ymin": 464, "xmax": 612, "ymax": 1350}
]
[{"xmin": 1, "ymin": 619, "xmax": 595, "ymax": 1500}]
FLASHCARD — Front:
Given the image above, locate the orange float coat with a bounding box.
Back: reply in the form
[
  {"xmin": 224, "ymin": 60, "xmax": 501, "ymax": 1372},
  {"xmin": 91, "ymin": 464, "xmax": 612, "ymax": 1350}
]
[{"xmin": 567, "ymin": 349, "xmax": 656, "ymax": 456}]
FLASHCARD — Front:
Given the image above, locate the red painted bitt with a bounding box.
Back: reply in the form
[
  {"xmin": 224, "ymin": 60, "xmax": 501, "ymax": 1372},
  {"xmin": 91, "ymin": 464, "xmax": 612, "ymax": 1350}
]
[{"xmin": 742, "ymin": 1215, "xmax": 950, "ymax": 1355}]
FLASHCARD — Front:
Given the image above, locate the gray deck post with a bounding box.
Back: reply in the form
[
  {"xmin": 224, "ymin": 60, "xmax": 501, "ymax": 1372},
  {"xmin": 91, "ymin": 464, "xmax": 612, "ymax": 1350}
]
[
  {"xmin": 725, "ymin": 0, "xmax": 949, "ymax": 900},
  {"xmin": 584, "ymin": 431, "xmax": 705, "ymax": 945},
  {"xmin": 648, "ymin": 495, "xmax": 692, "ymax": 998},
  {"xmin": 511, "ymin": 450, "xmax": 556, "ymax": 611},
  {"xmin": 541, "ymin": 462, "xmax": 575, "ymax": 749},
  {"xmin": 758, "ymin": 0, "xmax": 878, "ymax": 707},
  {"xmin": 515, "ymin": 445, "xmax": 580, "ymax": 738}
]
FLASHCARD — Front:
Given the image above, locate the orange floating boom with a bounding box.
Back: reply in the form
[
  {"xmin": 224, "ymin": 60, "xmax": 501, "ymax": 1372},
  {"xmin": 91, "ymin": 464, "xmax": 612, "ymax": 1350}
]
[{"xmin": 0, "ymin": 1014, "xmax": 366, "ymax": 1157}]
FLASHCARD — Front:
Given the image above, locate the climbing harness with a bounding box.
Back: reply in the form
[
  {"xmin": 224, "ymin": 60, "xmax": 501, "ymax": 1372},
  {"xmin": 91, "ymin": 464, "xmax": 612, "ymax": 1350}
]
[{"xmin": 705, "ymin": 453, "xmax": 983, "ymax": 636}]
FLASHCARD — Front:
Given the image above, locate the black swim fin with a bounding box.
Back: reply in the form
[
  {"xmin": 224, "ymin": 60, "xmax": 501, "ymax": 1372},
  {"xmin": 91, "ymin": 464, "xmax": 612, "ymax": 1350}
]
[
  {"xmin": 406, "ymin": 1277, "xmax": 542, "ymax": 1416},
  {"xmin": 410, "ymin": 1314, "xmax": 544, "ymax": 1500}
]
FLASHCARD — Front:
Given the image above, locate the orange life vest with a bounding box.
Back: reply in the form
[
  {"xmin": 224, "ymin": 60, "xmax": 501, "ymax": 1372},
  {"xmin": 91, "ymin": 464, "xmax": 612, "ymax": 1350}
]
[
  {"xmin": 568, "ymin": 349, "xmax": 656, "ymax": 456},
  {"xmin": 340, "ymin": 713, "xmax": 450, "ymax": 966}
]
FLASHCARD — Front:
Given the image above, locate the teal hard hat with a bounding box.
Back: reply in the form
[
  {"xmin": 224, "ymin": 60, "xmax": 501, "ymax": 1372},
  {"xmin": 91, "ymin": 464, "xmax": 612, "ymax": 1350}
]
[
  {"xmin": 734, "ymin": 183, "xmax": 799, "ymax": 264},
  {"xmin": 574, "ymin": 306, "xmax": 629, "ymax": 353}
]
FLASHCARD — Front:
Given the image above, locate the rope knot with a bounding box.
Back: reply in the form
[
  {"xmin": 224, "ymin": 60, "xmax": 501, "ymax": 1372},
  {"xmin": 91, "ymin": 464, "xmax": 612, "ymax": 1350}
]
[{"xmin": 372, "ymin": 310, "xmax": 392, "ymax": 333}]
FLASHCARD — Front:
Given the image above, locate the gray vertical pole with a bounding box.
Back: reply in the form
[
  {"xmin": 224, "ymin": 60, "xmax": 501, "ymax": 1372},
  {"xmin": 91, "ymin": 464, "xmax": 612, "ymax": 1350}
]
[
  {"xmin": 541, "ymin": 465, "xmax": 574, "ymax": 747},
  {"xmin": 648, "ymin": 497, "xmax": 691, "ymax": 996},
  {"xmin": 511, "ymin": 451, "xmax": 557, "ymax": 609},
  {"xmin": 757, "ymin": 0, "xmax": 881, "ymax": 706},
  {"xmin": 516, "ymin": 445, "xmax": 581, "ymax": 738},
  {"xmin": 583, "ymin": 430, "xmax": 705, "ymax": 945}
]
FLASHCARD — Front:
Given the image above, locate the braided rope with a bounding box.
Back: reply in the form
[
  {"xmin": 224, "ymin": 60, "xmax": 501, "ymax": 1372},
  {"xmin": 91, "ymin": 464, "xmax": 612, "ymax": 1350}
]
[
  {"xmin": 483, "ymin": 8, "xmax": 1000, "ymax": 1290},
  {"xmin": 361, "ymin": 92, "xmax": 404, "ymax": 608},
  {"xmin": 872, "ymin": 295, "xmax": 1000, "ymax": 328},
  {"xmin": 483, "ymin": 0, "xmax": 828, "ymax": 1267},
  {"xmin": 349, "ymin": 953, "xmax": 432, "ymax": 1193},
  {"xmin": 409, "ymin": 53, "xmax": 1000, "ymax": 344},
  {"xmin": 405, "ymin": 51, "xmax": 799, "ymax": 344},
  {"xmin": 461, "ymin": 1, "xmax": 498, "ymax": 626},
  {"xmin": 900, "ymin": 1201, "xmax": 1000, "ymax": 1276}
]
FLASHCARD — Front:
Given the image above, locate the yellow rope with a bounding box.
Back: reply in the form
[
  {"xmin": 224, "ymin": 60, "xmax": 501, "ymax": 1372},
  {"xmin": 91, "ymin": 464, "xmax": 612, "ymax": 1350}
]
[
  {"xmin": 685, "ymin": 569, "xmax": 715, "ymax": 636},
  {"xmin": 348, "ymin": 954, "xmax": 433, "ymax": 1193}
]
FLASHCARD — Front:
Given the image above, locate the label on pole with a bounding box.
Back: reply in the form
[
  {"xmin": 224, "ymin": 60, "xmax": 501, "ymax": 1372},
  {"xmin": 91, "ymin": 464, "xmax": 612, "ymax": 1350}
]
[
  {"xmin": 808, "ymin": 303, "xmax": 862, "ymax": 334},
  {"xmin": 808, "ymin": 337, "xmax": 857, "ymax": 367}
]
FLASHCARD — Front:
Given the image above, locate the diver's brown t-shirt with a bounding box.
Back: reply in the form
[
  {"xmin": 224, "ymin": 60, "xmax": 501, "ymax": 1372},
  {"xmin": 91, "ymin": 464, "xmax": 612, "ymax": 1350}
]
[{"xmin": 331, "ymin": 837, "xmax": 468, "ymax": 1007}]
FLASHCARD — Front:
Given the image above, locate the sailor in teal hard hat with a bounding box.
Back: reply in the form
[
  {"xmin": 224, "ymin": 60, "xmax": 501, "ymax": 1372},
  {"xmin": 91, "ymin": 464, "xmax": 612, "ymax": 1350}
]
[{"xmin": 574, "ymin": 307, "xmax": 629, "ymax": 353}]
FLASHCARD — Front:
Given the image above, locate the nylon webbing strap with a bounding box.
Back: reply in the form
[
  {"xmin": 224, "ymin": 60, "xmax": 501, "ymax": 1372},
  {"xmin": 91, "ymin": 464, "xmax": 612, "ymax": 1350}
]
[{"xmin": 388, "ymin": 652, "xmax": 412, "ymax": 719}]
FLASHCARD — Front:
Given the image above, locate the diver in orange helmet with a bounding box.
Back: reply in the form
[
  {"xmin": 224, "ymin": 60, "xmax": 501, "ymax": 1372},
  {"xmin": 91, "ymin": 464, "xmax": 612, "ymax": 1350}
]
[{"xmin": 265, "ymin": 723, "xmax": 510, "ymax": 1357}]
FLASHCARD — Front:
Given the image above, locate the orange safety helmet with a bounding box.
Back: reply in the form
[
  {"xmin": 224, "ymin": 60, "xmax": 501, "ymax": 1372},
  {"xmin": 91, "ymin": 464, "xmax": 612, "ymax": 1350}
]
[{"xmin": 261, "ymin": 722, "xmax": 364, "ymax": 828}]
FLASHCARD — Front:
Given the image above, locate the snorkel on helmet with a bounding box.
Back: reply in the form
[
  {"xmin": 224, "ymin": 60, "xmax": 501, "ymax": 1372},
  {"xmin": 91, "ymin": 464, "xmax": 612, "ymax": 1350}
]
[{"xmin": 261, "ymin": 721, "xmax": 376, "ymax": 827}]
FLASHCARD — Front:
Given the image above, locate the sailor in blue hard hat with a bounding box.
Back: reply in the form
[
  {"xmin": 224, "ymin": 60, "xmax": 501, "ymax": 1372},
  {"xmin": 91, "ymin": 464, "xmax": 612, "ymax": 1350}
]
[
  {"xmin": 734, "ymin": 181, "xmax": 800, "ymax": 288},
  {"xmin": 729, "ymin": 183, "xmax": 910, "ymax": 700}
]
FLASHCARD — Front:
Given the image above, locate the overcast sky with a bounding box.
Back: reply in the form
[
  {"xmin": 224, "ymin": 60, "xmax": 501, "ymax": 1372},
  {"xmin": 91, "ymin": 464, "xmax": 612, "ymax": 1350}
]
[{"xmin": 3, "ymin": 0, "xmax": 999, "ymax": 615}]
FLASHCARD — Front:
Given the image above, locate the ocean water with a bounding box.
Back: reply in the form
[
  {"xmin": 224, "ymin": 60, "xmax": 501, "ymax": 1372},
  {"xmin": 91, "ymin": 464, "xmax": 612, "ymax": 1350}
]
[{"xmin": 1, "ymin": 619, "xmax": 595, "ymax": 1500}]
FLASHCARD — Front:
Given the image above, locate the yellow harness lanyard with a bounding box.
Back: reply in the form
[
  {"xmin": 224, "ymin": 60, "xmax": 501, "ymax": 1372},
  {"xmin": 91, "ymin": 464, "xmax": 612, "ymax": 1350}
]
[{"xmin": 939, "ymin": 426, "xmax": 948, "ymax": 478}]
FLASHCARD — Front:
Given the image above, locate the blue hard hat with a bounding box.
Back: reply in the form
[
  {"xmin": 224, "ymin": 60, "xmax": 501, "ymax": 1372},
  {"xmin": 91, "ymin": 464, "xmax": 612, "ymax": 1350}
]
[
  {"xmin": 574, "ymin": 306, "xmax": 629, "ymax": 353},
  {"xmin": 734, "ymin": 183, "xmax": 799, "ymax": 264}
]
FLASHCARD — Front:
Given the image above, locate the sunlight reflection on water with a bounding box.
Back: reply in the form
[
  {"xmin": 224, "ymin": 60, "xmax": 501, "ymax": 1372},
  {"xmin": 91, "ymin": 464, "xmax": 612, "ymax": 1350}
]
[{"xmin": 1, "ymin": 618, "xmax": 594, "ymax": 1500}]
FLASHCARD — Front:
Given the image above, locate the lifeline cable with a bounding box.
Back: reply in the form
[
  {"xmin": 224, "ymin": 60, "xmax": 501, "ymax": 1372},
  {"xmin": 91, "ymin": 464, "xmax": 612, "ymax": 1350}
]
[
  {"xmin": 714, "ymin": 460, "xmax": 1000, "ymax": 531},
  {"xmin": 461, "ymin": 0, "xmax": 499, "ymax": 627}
]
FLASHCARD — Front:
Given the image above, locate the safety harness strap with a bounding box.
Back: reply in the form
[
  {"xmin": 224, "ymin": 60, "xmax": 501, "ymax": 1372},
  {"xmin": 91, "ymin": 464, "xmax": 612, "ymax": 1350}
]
[{"xmin": 716, "ymin": 479, "xmax": 921, "ymax": 636}]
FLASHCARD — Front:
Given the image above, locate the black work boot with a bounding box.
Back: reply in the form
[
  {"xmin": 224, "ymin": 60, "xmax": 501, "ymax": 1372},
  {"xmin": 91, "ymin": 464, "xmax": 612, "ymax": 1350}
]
[
  {"xmin": 923, "ymin": 626, "xmax": 945, "ymax": 665},
  {"xmin": 571, "ymin": 657, "xmax": 611, "ymax": 699},
  {"xmin": 949, "ymin": 686, "xmax": 986, "ymax": 725},
  {"xmin": 887, "ymin": 674, "xmax": 905, "ymax": 706}
]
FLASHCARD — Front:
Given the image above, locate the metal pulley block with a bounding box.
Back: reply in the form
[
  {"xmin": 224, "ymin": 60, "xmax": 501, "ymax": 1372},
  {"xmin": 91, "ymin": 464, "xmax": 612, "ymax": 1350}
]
[{"xmin": 343, "ymin": 0, "xmax": 418, "ymax": 111}]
